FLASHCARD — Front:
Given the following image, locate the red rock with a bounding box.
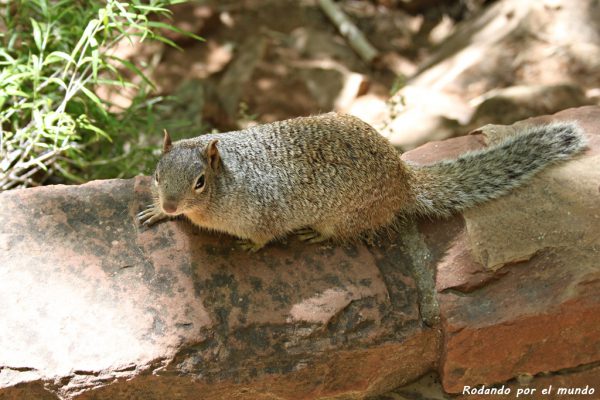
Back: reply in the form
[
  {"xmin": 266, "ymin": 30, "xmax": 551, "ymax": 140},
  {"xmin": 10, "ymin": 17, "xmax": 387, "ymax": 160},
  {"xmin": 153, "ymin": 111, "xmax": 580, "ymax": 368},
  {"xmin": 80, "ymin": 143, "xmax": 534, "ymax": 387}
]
[
  {"xmin": 455, "ymin": 365, "xmax": 600, "ymax": 400},
  {"xmin": 1, "ymin": 106, "xmax": 599, "ymax": 399},
  {"xmin": 430, "ymin": 107, "xmax": 600, "ymax": 393},
  {"xmin": 0, "ymin": 178, "xmax": 436, "ymax": 398}
]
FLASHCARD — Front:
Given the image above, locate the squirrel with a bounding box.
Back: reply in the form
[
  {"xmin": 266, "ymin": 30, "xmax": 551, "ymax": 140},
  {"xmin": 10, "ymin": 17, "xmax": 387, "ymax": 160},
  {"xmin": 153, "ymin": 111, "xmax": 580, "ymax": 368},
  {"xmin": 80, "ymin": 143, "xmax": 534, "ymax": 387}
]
[{"xmin": 138, "ymin": 113, "xmax": 587, "ymax": 251}]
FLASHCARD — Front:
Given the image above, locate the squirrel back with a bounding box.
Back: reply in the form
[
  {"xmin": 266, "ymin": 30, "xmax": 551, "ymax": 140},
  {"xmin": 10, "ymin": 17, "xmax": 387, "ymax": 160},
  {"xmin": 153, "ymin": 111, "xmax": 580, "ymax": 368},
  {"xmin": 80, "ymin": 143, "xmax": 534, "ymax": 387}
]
[
  {"xmin": 140, "ymin": 113, "xmax": 587, "ymax": 251},
  {"xmin": 149, "ymin": 113, "xmax": 413, "ymax": 247}
]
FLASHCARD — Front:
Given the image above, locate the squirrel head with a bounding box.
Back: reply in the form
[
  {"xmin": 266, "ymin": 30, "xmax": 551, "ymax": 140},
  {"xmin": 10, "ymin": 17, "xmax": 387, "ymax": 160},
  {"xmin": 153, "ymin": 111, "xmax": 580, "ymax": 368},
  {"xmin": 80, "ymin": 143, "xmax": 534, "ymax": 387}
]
[{"xmin": 153, "ymin": 130, "xmax": 220, "ymax": 216}]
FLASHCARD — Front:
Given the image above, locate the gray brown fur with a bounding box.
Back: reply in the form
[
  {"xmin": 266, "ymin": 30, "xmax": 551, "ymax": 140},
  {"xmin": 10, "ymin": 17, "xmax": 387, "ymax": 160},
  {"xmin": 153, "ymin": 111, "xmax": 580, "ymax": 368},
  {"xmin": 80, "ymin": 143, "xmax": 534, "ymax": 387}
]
[
  {"xmin": 139, "ymin": 113, "xmax": 587, "ymax": 250},
  {"xmin": 410, "ymin": 121, "xmax": 587, "ymax": 218}
]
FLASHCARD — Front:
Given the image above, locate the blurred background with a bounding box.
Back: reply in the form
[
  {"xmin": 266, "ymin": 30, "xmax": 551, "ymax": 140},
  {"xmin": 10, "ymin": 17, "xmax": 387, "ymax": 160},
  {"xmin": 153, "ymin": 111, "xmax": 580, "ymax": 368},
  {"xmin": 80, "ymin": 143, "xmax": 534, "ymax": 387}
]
[{"xmin": 1, "ymin": 0, "xmax": 599, "ymax": 188}]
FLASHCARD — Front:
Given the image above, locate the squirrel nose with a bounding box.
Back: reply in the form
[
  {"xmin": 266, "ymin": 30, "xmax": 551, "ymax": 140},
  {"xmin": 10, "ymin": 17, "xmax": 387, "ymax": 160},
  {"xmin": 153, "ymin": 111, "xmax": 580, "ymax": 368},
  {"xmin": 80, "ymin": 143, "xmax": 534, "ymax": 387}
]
[{"xmin": 162, "ymin": 200, "xmax": 178, "ymax": 214}]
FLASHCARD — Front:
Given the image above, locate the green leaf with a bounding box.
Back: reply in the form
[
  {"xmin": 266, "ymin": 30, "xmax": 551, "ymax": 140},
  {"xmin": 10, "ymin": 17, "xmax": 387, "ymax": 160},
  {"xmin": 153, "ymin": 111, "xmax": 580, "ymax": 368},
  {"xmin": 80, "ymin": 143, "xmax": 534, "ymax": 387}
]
[
  {"xmin": 132, "ymin": 5, "xmax": 170, "ymax": 13},
  {"xmin": 44, "ymin": 77, "xmax": 68, "ymax": 91},
  {"xmin": 107, "ymin": 55, "xmax": 156, "ymax": 90},
  {"xmin": 150, "ymin": 34, "xmax": 182, "ymax": 50},
  {"xmin": 32, "ymin": 157, "xmax": 50, "ymax": 171},
  {"xmin": 74, "ymin": 56, "xmax": 92, "ymax": 68},
  {"xmin": 79, "ymin": 86, "xmax": 107, "ymax": 116},
  {"xmin": 38, "ymin": 0, "xmax": 50, "ymax": 19},
  {"xmin": 2, "ymin": 72, "xmax": 33, "ymax": 85},
  {"xmin": 30, "ymin": 19, "xmax": 43, "ymax": 52},
  {"xmin": 30, "ymin": 54, "xmax": 41, "ymax": 71},
  {"xmin": 0, "ymin": 49, "xmax": 16, "ymax": 63},
  {"xmin": 114, "ymin": 2, "xmax": 137, "ymax": 25},
  {"xmin": 80, "ymin": 121, "xmax": 111, "ymax": 141},
  {"xmin": 69, "ymin": 19, "xmax": 99, "ymax": 66},
  {"xmin": 44, "ymin": 51, "xmax": 76, "ymax": 66},
  {"xmin": 56, "ymin": 164, "xmax": 87, "ymax": 183},
  {"xmin": 146, "ymin": 21, "xmax": 204, "ymax": 41},
  {"xmin": 90, "ymin": 36, "xmax": 99, "ymax": 80},
  {"xmin": 5, "ymin": 89, "xmax": 31, "ymax": 98}
]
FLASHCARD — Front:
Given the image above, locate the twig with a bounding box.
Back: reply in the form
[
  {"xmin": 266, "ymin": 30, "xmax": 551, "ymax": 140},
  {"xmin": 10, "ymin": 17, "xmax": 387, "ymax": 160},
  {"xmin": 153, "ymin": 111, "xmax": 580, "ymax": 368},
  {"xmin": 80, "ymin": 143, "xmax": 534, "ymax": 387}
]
[
  {"xmin": 1, "ymin": 165, "xmax": 44, "ymax": 190},
  {"xmin": 318, "ymin": 0, "xmax": 379, "ymax": 64}
]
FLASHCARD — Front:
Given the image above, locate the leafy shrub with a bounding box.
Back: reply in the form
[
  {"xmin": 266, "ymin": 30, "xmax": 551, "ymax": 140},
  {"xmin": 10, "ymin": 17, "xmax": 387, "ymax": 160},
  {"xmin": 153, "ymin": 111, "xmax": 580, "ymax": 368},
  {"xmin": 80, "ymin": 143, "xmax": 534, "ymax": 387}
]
[{"xmin": 0, "ymin": 0, "xmax": 201, "ymax": 189}]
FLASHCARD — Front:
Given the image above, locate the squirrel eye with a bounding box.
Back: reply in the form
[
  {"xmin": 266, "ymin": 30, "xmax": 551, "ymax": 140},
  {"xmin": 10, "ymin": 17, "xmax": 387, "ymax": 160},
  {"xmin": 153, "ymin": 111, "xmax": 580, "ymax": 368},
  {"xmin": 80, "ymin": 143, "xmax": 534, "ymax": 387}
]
[
  {"xmin": 154, "ymin": 170, "xmax": 159, "ymax": 183},
  {"xmin": 195, "ymin": 174, "xmax": 205, "ymax": 190}
]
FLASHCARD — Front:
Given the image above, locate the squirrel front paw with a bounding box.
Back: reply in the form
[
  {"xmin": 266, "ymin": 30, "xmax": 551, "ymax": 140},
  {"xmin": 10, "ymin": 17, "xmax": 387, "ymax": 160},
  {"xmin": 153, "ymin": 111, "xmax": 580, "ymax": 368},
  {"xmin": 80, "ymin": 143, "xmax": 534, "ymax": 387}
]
[
  {"xmin": 237, "ymin": 239, "xmax": 267, "ymax": 253},
  {"xmin": 137, "ymin": 203, "xmax": 169, "ymax": 226}
]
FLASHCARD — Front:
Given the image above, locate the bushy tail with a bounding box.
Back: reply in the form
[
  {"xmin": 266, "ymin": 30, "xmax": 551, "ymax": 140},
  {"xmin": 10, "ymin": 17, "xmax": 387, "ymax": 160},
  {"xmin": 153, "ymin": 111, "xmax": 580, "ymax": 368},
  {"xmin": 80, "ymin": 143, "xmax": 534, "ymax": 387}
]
[{"xmin": 410, "ymin": 122, "xmax": 587, "ymax": 218}]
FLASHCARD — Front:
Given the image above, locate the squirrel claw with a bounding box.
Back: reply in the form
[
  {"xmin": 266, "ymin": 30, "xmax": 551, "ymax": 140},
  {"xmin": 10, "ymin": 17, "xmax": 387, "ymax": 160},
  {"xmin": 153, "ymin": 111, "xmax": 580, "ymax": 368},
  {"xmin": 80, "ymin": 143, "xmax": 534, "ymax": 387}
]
[
  {"xmin": 237, "ymin": 239, "xmax": 265, "ymax": 253},
  {"xmin": 138, "ymin": 204, "xmax": 169, "ymax": 226},
  {"xmin": 297, "ymin": 230, "xmax": 330, "ymax": 244},
  {"xmin": 295, "ymin": 227, "xmax": 315, "ymax": 235}
]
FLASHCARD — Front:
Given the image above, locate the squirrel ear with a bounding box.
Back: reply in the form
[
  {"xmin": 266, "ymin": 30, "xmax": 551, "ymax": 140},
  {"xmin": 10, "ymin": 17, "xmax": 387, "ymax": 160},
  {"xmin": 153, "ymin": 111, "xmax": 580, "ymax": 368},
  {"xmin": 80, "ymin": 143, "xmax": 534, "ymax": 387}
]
[
  {"xmin": 205, "ymin": 139, "xmax": 220, "ymax": 170},
  {"xmin": 162, "ymin": 129, "xmax": 172, "ymax": 154}
]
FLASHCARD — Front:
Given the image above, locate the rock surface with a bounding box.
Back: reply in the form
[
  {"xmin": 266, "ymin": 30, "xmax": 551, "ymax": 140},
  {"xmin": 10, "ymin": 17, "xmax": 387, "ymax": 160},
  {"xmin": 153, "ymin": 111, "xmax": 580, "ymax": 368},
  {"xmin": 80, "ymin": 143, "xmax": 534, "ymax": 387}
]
[
  {"xmin": 429, "ymin": 107, "xmax": 600, "ymax": 393},
  {"xmin": 1, "ymin": 107, "xmax": 599, "ymax": 399},
  {"xmin": 385, "ymin": 0, "xmax": 600, "ymax": 149},
  {"xmin": 0, "ymin": 173, "xmax": 436, "ymax": 397},
  {"xmin": 469, "ymin": 84, "xmax": 592, "ymax": 128}
]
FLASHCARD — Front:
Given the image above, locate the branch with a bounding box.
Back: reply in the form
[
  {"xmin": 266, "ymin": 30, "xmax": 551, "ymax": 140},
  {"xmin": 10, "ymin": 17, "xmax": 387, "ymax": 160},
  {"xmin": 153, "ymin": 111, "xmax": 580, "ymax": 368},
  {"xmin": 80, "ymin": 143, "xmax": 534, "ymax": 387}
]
[{"xmin": 318, "ymin": 0, "xmax": 379, "ymax": 64}]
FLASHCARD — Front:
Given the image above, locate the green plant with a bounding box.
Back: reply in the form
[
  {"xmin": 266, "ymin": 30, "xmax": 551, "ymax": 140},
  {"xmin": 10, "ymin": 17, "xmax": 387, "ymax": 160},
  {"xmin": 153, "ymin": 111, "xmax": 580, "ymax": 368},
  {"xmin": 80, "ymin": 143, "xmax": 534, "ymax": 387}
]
[{"xmin": 0, "ymin": 0, "xmax": 202, "ymax": 189}]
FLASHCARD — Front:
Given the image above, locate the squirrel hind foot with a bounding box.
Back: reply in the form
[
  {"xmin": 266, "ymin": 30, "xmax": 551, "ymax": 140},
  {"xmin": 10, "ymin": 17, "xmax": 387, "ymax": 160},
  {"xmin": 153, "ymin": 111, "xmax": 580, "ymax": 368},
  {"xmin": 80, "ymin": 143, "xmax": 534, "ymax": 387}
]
[
  {"xmin": 294, "ymin": 227, "xmax": 315, "ymax": 235},
  {"xmin": 237, "ymin": 239, "xmax": 268, "ymax": 253},
  {"xmin": 296, "ymin": 227, "xmax": 333, "ymax": 244}
]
